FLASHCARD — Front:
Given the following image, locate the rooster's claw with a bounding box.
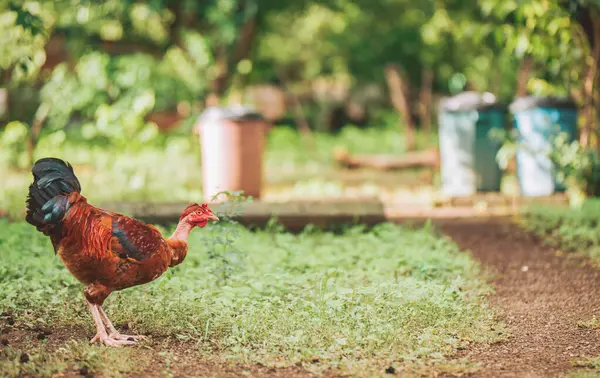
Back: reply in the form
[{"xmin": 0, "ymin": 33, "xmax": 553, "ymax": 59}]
[
  {"xmin": 109, "ymin": 332, "xmax": 147, "ymax": 342},
  {"xmin": 90, "ymin": 332, "xmax": 137, "ymax": 347}
]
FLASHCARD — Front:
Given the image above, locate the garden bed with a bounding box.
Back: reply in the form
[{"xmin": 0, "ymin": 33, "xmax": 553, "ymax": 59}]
[
  {"xmin": 98, "ymin": 193, "xmax": 569, "ymax": 230},
  {"xmin": 101, "ymin": 199, "xmax": 387, "ymax": 231},
  {"xmin": 0, "ymin": 220, "xmax": 501, "ymax": 377}
]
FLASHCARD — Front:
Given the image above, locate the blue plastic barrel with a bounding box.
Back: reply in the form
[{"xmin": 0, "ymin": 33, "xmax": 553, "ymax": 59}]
[
  {"xmin": 438, "ymin": 92, "xmax": 506, "ymax": 197},
  {"xmin": 509, "ymin": 96, "xmax": 578, "ymax": 197}
]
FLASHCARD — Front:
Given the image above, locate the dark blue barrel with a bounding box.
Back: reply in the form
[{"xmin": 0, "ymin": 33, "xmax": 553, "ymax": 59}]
[
  {"xmin": 509, "ymin": 96, "xmax": 578, "ymax": 196},
  {"xmin": 438, "ymin": 92, "xmax": 506, "ymax": 197}
]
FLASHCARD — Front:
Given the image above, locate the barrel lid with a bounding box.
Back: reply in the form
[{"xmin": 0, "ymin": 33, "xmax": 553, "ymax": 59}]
[
  {"xmin": 198, "ymin": 105, "xmax": 265, "ymax": 123},
  {"xmin": 439, "ymin": 91, "xmax": 503, "ymax": 112},
  {"xmin": 509, "ymin": 96, "xmax": 576, "ymax": 113}
]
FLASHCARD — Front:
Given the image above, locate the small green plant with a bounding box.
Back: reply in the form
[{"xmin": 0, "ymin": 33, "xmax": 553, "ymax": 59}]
[
  {"xmin": 576, "ymin": 316, "xmax": 600, "ymax": 329},
  {"xmin": 490, "ymin": 128, "xmax": 518, "ymax": 171},
  {"xmin": 494, "ymin": 128, "xmax": 600, "ymax": 207},
  {"xmin": 572, "ymin": 357, "xmax": 600, "ymax": 370},
  {"xmin": 549, "ymin": 133, "xmax": 600, "ymax": 204},
  {"xmin": 204, "ymin": 190, "xmax": 252, "ymax": 286},
  {"xmin": 569, "ymin": 356, "xmax": 600, "ymax": 378}
]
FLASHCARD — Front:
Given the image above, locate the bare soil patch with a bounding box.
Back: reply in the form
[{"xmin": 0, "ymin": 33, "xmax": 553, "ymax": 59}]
[
  {"xmin": 0, "ymin": 324, "xmax": 324, "ymax": 378},
  {"xmin": 441, "ymin": 219, "xmax": 600, "ymax": 377}
]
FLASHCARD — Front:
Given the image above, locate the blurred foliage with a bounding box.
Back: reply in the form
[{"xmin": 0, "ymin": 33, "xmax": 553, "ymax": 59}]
[
  {"xmin": 0, "ymin": 0, "xmax": 599, "ymax": 167},
  {"xmin": 420, "ymin": 0, "xmax": 595, "ymax": 100},
  {"xmin": 0, "ymin": 125, "xmax": 435, "ymax": 218},
  {"xmin": 549, "ymin": 133, "xmax": 600, "ymax": 202},
  {"xmin": 495, "ymin": 128, "xmax": 600, "ymax": 204},
  {"xmin": 478, "ymin": 0, "xmax": 592, "ymax": 98}
]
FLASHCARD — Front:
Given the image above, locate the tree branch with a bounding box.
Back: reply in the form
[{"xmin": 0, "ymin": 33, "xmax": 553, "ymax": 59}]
[
  {"xmin": 26, "ymin": 102, "xmax": 51, "ymax": 165},
  {"xmin": 384, "ymin": 64, "xmax": 416, "ymax": 151}
]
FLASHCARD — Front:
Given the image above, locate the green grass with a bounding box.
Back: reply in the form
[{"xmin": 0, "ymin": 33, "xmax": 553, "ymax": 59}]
[
  {"xmin": 0, "ymin": 341, "xmax": 147, "ymax": 378},
  {"xmin": 0, "ymin": 219, "xmax": 501, "ymax": 377},
  {"xmin": 569, "ymin": 357, "xmax": 600, "ymax": 378},
  {"xmin": 519, "ymin": 199, "xmax": 600, "ymax": 260},
  {"xmin": 577, "ymin": 315, "xmax": 600, "ymax": 329},
  {"xmin": 0, "ymin": 126, "xmax": 437, "ymax": 219}
]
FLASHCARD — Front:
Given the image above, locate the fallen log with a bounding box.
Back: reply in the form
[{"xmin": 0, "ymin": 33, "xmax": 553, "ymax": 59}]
[
  {"xmin": 333, "ymin": 147, "xmax": 440, "ymax": 171},
  {"xmin": 99, "ymin": 199, "xmax": 387, "ymax": 232}
]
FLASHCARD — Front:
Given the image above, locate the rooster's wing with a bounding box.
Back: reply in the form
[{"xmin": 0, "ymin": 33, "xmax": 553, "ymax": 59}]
[{"xmin": 110, "ymin": 215, "xmax": 167, "ymax": 262}]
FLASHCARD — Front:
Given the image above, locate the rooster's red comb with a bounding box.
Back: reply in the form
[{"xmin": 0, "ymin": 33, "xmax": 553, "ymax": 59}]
[
  {"xmin": 180, "ymin": 203, "xmax": 199, "ymax": 221},
  {"xmin": 179, "ymin": 203, "xmax": 213, "ymax": 221}
]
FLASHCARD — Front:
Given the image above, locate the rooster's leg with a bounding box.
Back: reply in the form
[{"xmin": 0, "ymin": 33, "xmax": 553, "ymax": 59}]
[
  {"xmin": 87, "ymin": 301, "xmax": 135, "ymax": 347},
  {"xmin": 85, "ymin": 283, "xmax": 136, "ymax": 346},
  {"xmin": 97, "ymin": 306, "xmax": 146, "ymax": 342}
]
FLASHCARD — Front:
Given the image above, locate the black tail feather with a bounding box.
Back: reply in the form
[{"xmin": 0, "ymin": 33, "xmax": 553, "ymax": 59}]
[{"xmin": 25, "ymin": 158, "xmax": 81, "ymax": 233}]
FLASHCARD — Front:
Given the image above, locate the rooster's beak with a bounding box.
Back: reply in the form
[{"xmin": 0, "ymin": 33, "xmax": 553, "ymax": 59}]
[{"xmin": 208, "ymin": 214, "xmax": 219, "ymax": 222}]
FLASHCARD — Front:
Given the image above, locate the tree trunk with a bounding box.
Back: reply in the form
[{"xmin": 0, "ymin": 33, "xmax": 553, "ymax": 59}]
[
  {"xmin": 418, "ymin": 68, "xmax": 433, "ymax": 132},
  {"xmin": 384, "ymin": 64, "xmax": 416, "ymax": 151},
  {"xmin": 278, "ymin": 71, "xmax": 314, "ymax": 144},
  {"xmin": 167, "ymin": 1, "xmax": 184, "ymax": 50},
  {"xmin": 206, "ymin": 11, "xmax": 258, "ymax": 107},
  {"xmin": 232, "ymin": 16, "xmax": 257, "ymax": 65},
  {"xmin": 579, "ymin": 11, "xmax": 600, "ymax": 147},
  {"xmin": 592, "ymin": 11, "xmax": 600, "ymax": 148},
  {"xmin": 573, "ymin": 6, "xmax": 600, "ymax": 147},
  {"xmin": 580, "ymin": 59, "xmax": 596, "ymax": 147},
  {"xmin": 515, "ymin": 58, "xmax": 533, "ymax": 97},
  {"xmin": 0, "ymin": 88, "xmax": 8, "ymax": 122}
]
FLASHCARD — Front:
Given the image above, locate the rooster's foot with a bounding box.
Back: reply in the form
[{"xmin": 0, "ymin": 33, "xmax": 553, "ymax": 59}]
[
  {"xmin": 96, "ymin": 305, "xmax": 147, "ymax": 343},
  {"xmin": 90, "ymin": 332, "xmax": 137, "ymax": 347},
  {"xmin": 109, "ymin": 332, "xmax": 147, "ymax": 342}
]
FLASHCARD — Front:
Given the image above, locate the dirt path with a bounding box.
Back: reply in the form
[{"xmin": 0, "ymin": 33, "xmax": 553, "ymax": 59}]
[{"xmin": 441, "ymin": 219, "xmax": 600, "ymax": 378}]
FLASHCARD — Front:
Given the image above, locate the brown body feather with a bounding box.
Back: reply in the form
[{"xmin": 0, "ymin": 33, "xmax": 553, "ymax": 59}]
[{"xmin": 53, "ymin": 194, "xmax": 183, "ymax": 304}]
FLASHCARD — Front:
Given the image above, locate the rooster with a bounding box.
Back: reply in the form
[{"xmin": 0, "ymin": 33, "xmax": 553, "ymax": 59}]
[{"xmin": 25, "ymin": 158, "xmax": 219, "ymax": 347}]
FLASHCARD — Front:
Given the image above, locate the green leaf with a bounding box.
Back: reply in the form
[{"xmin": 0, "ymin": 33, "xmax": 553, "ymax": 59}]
[
  {"xmin": 1, "ymin": 121, "xmax": 28, "ymax": 145},
  {"xmin": 514, "ymin": 33, "xmax": 530, "ymax": 57}
]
